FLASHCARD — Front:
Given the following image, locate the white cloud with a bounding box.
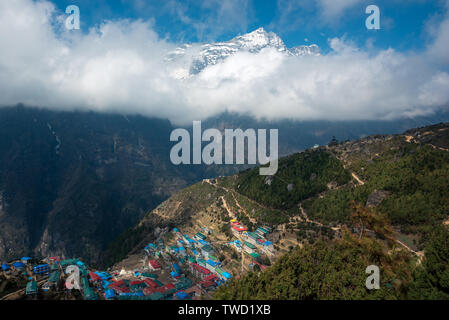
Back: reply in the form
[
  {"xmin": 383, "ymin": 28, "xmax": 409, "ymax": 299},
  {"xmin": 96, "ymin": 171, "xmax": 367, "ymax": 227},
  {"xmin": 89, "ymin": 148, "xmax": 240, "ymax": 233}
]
[
  {"xmin": 427, "ymin": 2, "xmax": 449, "ymax": 66},
  {"xmin": 0, "ymin": 0, "xmax": 448, "ymax": 125}
]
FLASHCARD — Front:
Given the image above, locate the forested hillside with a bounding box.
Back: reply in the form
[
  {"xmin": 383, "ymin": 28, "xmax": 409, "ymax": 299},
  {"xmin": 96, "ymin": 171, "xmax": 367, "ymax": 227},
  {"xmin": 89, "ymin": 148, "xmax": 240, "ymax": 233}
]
[
  {"xmin": 213, "ymin": 123, "xmax": 449, "ymax": 300},
  {"xmin": 214, "ymin": 225, "xmax": 449, "ymax": 300}
]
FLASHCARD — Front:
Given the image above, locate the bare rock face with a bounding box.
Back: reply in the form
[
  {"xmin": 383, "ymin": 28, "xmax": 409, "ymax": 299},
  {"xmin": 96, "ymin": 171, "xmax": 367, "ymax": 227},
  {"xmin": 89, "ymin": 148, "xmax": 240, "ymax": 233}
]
[
  {"xmin": 366, "ymin": 190, "xmax": 390, "ymax": 207},
  {"xmin": 265, "ymin": 176, "xmax": 273, "ymax": 186},
  {"xmin": 0, "ymin": 107, "xmax": 218, "ymax": 265},
  {"xmin": 327, "ymin": 181, "xmax": 338, "ymax": 190}
]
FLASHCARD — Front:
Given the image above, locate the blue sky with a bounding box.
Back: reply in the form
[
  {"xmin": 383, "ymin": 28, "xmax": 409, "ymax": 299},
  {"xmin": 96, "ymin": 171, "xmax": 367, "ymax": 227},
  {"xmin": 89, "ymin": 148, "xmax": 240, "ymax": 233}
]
[
  {"xmin": 1, "ymin": 0, "xmax": 448, "ymax": 124},
  {"xmin": 49, "ymin": 0, "xmax": 447, "ymax": 53}
]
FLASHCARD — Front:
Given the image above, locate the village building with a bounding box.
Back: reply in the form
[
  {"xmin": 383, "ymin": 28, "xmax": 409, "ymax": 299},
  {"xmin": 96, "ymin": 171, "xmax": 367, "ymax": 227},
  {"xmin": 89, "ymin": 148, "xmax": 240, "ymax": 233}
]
[
  {"xmin": 148, "ymin": 260, "xmax": 161, "ymax": 271},
  {"xmin": 48, "ymin": 271, "xmax": 61, "ymax": 287},
  {"xmin": 21, "ymin": 257, "xmax": 32, "ymax": 264},
  {"xmin": 26, "ymin": 281, "xmax": 38, "ymax": 295},
  {"xmin": 245, "ymin": 231, "xmax": 261, "ymax": 246},
  {"xmin": 184, "ymin": 285, "xmax": 202, "ymax": 299},
  {"xmin": 201, "ymin": 245, "xmax": 214, "ymax": 259},
  {"xmin": 244, "ymin": 241, "xmax": 257, "ymax": 254},
  {"xmin": 194, "ymin": 232, "xmax": 207, "ymax": 241},
  {"xmin": 189, "ymin": 263, "xmax": 211, "ymax": 280}
]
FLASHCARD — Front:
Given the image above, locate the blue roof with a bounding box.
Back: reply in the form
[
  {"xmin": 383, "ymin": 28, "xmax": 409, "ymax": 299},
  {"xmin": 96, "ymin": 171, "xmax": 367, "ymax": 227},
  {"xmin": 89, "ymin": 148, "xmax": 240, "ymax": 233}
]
[
  {"xmin": 95, "ymin": 271, "xmax": 112, "ymax": 280},
  {"xmin": 170, "ymin": 271, "xmax": 180, "ymax": 278},
  {"xmin": 105, "ymin": 289, "xmax": 115, "ymax": 299},
  {"xmin": 120, "ymin": 292, "xmax": 144, "ymax": 297},
  {"xmin": 222, "ymin": 272, "xmax": 232, "ymax": 279},
  {"xmin": 179, "ymin": 246, "xmax": 185, "ymax": 251},
  {"xmin": 176, "ymin": 291, "xmax": 189, "ymax": 300},
  {"xmin": 13, "ymin": 262, "xmax": 26, "ymax": 268},
  {"xmin": 33, "ymin": 264, "xmax": 49, "ymax": 268},
  {"xmin": 1, "ymin": 264, "xmax": 10, "ymax": 270},
  {"xmin": 21, "ymin": 257, "xmax": 32, "ymax": 261},
  {"xmin": 173, "ymin": 228, "xmax": 179, "ymax": 232},
  {"xmin": 206, "ymin": 260, "xmax": 218, "ymax": 267},
  {"xmin": 172, "ymin": 263, "xmax": 181, "ymax": 273}
]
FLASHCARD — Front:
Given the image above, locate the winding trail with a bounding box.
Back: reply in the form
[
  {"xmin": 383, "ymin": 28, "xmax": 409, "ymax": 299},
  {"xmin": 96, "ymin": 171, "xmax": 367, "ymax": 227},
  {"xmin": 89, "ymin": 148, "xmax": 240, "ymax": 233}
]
[
  {"xmin": 218, "ymin": 194, "xmax": 246, "ymax": 273},
  {"xmin": 351, "ymin": 172, "xmax": 365, "ymax": 185}
]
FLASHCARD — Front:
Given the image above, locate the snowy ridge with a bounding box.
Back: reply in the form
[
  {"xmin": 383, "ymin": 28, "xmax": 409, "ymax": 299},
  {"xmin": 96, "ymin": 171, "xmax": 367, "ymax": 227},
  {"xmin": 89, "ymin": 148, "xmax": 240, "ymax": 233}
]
[{"xmin": 166, "ymin": 27, "xmax": 320, "ymax": 78}]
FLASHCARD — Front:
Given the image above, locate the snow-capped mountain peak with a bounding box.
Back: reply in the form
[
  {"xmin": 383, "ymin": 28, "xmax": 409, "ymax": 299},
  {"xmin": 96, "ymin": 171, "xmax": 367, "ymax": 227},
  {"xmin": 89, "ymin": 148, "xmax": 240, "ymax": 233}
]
[
  {"xmin": 166, "ymin": 28, "xmax": 320, "ymax": 78},
  {"xmin": 230, "ymin": 27, "xmax": 287, "ymax": 53}
]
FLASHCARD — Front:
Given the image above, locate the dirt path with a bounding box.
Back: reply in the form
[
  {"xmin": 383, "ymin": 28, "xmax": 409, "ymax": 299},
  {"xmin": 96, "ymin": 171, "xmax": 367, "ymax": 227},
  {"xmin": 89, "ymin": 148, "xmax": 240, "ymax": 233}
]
[
  {"xmin": 205, "ymin": 180, "xmax": 258, "ymax": 224},
  {"xmin": 351, "ymin": 172, "xmax": 365, "ymax": 185},
  {"xmin": 231, "ymin": 193, "xmax": 257, "ymax": 224},
  {"xmin": 297, "ymin": 204, "xmax": 341, "ymax": 232},
  {"xmin": 219, "ymin": 195, "xmax": 246, "ymax": 273},
  {"xmin": 395, "ymin": 238, "xmax": 424, "ymax": 263},
  {"xmin": 429, "ymin": 144, "xmax": 449, "ymax": 152}
]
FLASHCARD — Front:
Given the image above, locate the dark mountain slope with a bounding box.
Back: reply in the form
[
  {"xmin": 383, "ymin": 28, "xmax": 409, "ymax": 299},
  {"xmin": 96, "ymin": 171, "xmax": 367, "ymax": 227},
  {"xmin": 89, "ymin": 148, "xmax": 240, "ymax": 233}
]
[{"xmin": 0, "ymin": 106, "xmax": 208, "ymax": 264}]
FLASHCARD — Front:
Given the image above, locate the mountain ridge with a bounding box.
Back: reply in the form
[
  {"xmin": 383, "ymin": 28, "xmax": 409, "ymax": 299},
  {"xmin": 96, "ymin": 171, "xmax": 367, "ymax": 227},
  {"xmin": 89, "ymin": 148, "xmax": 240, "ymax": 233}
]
[{"xmin": 166, "ymin": 27, "xmax": 320, "ymax": 78}]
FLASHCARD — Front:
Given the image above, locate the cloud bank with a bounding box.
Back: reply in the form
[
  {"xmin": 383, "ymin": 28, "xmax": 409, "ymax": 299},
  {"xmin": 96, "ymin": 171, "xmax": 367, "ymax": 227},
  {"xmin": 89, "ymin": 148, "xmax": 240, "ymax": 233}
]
[{"xmin": 0, "ymin": 0, "xmax": 449, "ymax": 125}]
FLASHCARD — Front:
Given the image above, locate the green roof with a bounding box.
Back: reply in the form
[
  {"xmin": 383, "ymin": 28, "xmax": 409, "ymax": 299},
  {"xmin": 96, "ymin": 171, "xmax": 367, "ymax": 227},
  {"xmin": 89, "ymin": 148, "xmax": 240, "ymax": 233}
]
[
  {"xmin": 208, "ymin": 255, "xmax": 218, "ymax": 261},
  {"xmin": 50, "ymin": 264, "xmax": 59, "ymax": 271},
  {"xmin": 141, "ymin": 273, "xmax": 158, "ymax": 279},
  {"xmin": 131, "ymin": 282, "xmax": 147, "ymax": 290},
  {"xmin": 244, "ymin": 241, "xmax": 256, "ymax": 249},
  {"xmin": 49, "ymin": 271, "xmax": 61, "ymax": 283},
  {"xmin": 82, "ymin": 277, "xmax": 97, "ymax": 300},
  {"xmin": 83, "ymin": 286, "xmax": 98, "ymax": 300},
  {"xmin": 202, "ymin": 245, "xmax": 214, "ymax": 252},
  {"xmin": 175, "ymin": 277, "xmax": 193, "ymax": 290},
  {"xmin": 154, "ymin": 279, "xmax": 164, "ymax": 287},
  {"xmin": 26, "ymin": 281, "xmax": 37, "ymax": 294},
  {"xmin": 215, "ymin": 267, "xmax": 225, "ymax": 275},
  {"xmin": 247, "ymin": 232, "xmax": 260, "ymax": 240},
  {"xmin": 60, "ymin": 259, "xmax": 78, "ymax": 266},
  {"xmin": 195, "ymin": 232, "xmax": 206, "ymax": 239},
  {"xmin": 250, "ymin": 252, "xmax": 260, "ymax": 259},
  {"xmin": 149, "ymin": 292, "xmax": 164, "ymax": 300}
]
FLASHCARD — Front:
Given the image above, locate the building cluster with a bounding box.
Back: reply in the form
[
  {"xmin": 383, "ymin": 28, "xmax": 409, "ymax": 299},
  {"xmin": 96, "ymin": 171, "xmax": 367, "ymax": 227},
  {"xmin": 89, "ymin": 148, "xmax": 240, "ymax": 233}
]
[
  {"xmin": 1, "ymin": 216, "xmax": 276, "ymax": 301},
  {"xmin": 144, "ymin": 227, "xmax": 233, "ymax": 295},
  {"xmin": 229, "ymin": 219, "xmax": 274, "ymax": 260},
  {"xmin": 1, "ymin": 254, "xmax": 197, "ymax": 300}
]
